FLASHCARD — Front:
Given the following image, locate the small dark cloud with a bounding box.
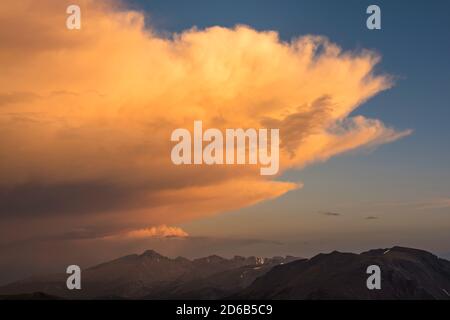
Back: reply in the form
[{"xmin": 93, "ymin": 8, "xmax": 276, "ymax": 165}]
[
  {"xmin": 319, "ymin": 211, "xmax": 341, "ymax": 217},
  {"xmin": 49, "ymin": 90, "xmax": 79, "ymax": 97},
  {"xmin": 365, "ymin": 216, "xmax": 379, "ymax": 220}
]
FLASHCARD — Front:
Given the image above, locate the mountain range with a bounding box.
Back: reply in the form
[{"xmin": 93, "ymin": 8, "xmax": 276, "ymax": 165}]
[{"xmin": 1, "ymin": 246, "xmax": 449, "ymax": 300}]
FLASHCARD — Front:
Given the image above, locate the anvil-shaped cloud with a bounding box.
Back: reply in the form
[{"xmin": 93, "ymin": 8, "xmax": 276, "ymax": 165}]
[{"xmin": 0, "ymin": 0, "xmax": 410, "ymax": 244}]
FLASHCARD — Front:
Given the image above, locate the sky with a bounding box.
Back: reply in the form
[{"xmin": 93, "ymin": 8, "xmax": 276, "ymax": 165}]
[
  {"xmin": 0, "ymin": 0, "xmax": 449, "ymax": 284},
  {"xmin": 129, "ymin": 0, "xmax": 450, "ymax": 250}
]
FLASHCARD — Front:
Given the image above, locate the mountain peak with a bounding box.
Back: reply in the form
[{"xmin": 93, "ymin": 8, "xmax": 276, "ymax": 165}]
[
  {"xmin": 205, "ymin": 254, "xmax": 226, "ymax": 262},
  {"xmin": 235, "ymin": 247, "xmax": 450, "ymax": 300},
  {"xmin": 198, "ymin": 255, "xmax": 226, "ymax": 263},
  {"xmin": 361, "ymin": 246, "xmax": 438, "ymax": 259},
  {"xmin": 390, "ymin": 246, "xmax": 433, "ymax": 254},
  {"xmin": 140, "ymin": 250, "xmax": 164, "ymax": 259}
]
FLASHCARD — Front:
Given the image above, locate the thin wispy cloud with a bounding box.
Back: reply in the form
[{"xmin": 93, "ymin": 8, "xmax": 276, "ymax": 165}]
[
  {"xmin": 319, "ymin": 211, "xmax": 342, "ymax": 217},
  {"xmin": 364, "ymin": 198, "xmax": 450, "ymax": 211}
]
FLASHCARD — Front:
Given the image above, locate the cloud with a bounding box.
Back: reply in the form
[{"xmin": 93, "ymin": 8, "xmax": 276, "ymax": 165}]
[
  {"xmin": 415, "ymin": 198, "xmax": 450, "ymax": 210},
  {"xmin": 365, "ymin": 216, "xmax": 379, "ymax": 220},
  {"xmin": 0, "ymin": 92, "xmax": 41, "ymax": 107},
  {"xmin": 114, "ymin": 225, "xmax": 189, "ymax": 239},
  {"xmin": 368, "ymin": 198, "xmax": 450, "ymax": 211},
  {"xmin": 0, "ymin": 0, "xmax": 410, "ymax": 244},
  {"xmin": 320, "ymin": 211, "xmax": 341, "ymax": 216}
]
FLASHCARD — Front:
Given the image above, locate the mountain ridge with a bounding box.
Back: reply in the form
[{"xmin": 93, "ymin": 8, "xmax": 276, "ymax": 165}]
[
  {"xmin": 1, "ymin": 246, "xmax": 449, "ymax": 300},
  {"xmin": 234, "ymin": 246, "xmax": 450, "ymax": 300},
  {"xmin": 0, "ymin": 250, "xmax": 297, "ymax": 299}
]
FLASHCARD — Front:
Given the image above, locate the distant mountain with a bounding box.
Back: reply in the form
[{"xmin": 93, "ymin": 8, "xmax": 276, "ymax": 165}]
[
  {"xmin": 442, "ymin": 251, "xmax": 450, "ymax": 261},
  {"xmin": 145, "ymin": 255, "xmax": 298, "ymax": 299},
  {"xmin": 234, "ymin": 246, "xmax": 450, "ymax": 300},
  {"xmin": 0, "ymin": 250, "xmax": 298, "ymax": 299},
  {"xmin": 1, "ymin": 246, "xmax": 449, "ymax": 300}
]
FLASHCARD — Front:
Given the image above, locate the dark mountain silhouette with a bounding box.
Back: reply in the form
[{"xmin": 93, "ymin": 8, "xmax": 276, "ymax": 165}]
[
  {"xmin": 145, "ymin": 255, "xmax": 298, "ymax": 299},
  {"xmin": 234, "ymin": 246, "xmax": 450, "ymax": 299},
  {"xmin": 0, "ymin": 246, "xmax": 449, "ymax": 300},
  {"xmin": 0, "ymin": 249, "xmax": 297, "ymax": 299}
]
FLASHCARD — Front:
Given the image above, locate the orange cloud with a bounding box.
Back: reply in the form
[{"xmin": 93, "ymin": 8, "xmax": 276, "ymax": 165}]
[
  {"xmin": 121, "ymin": 225, "xmax": 189, "ymax": 239},
  {"xmin": 0, "ymin": 0, "xmax": 410, "ymax": 243}
]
